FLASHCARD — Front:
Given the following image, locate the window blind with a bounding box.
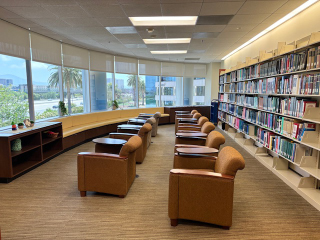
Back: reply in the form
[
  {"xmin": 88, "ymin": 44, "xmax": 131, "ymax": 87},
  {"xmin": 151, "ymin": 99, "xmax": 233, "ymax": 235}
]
[
  {"xmin": 139, "ymin": 59, "xmax": 161, "ymax": 76},
  {"xmin": 62, "ymin": 43, "xmax": 89, "ymax": 70},
  {"xmin": 161, "ymin": 62, "xmax": 184, "ymax": 77},
  {"xmin": 0, "ymin": 20, "xmax": 31, "ymax": 60},
  {"xmin": 115, "ymin": 56, "xmax": 138, "ymax": 74},
  {"xmin": 31, "ymin": 33, "xmax": 62, "ymax": 66},
  {"xmin": 90, "ymin": 51, "xmax": 114, "ymax": 72},
  {"xmin": 184, "ymin": 64, "xmax": 207, "ymax": 78}
]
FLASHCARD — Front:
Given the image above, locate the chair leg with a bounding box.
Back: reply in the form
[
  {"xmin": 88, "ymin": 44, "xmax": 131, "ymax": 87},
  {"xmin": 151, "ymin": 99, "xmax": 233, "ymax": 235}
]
[
  {"xmin": 170, "ymin": 219, "xmax": 178, "ymax": 227},
  {"xmin": 119, "ymin": 195, "xmax": 125, "ymax": 198},
  {"xmin": 80, "ymin": 191, "xmax": 86, "ymax": 197},
  {"xmin": 222, "ymin": 226, "xmax": 230, "ymax": 230}
]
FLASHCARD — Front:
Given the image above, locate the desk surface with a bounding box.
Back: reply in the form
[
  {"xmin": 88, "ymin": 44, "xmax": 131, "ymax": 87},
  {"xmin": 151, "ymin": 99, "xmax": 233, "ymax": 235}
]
[
  {"xmin": 128, "ymin": 118, "xmax": 146, "ymax": 123},
  {"xmin": 92, "ymin": 138, "xmax": 127, "ymax": 145},
  {"xmin": 176, "ymin": 132, "xmax": 207, "ymax": 137},
  {"xmin": 176, "ymin": 147, "xmax": 218, "ymax": 154},
  {"xmin": 118, "ymin": 124, "xmax": 142, "ymax": 129}
]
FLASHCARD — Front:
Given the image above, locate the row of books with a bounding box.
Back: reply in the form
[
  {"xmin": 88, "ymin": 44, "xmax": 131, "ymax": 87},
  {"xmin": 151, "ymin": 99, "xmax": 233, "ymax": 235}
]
[{"xmin": 306, "ymin": 46, "xmax": 320, "ymax": 70}]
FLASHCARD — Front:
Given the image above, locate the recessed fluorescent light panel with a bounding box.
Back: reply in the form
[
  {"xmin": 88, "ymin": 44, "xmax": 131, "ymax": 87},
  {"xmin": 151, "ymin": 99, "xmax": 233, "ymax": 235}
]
[
  {"xmin": 222, "ymin": 0, "xmax": 318, "ymax": 60},
  {"xmin": 143, "ymin": 38, "xmax": 191, "ymax": 44},
  {"xmin": 105, "ymin": 26, "xmax": 137, "ymax": 34},
  {"xmin": 129, "ymin": 16, "xmax": 198, "ymax": 26},
  {"xmin": 151, "ymin": 50, "xmax": 187, "ymax": 54}
]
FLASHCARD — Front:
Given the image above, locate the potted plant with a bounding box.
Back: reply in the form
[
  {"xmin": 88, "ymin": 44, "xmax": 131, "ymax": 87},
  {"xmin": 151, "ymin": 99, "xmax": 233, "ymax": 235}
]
[
  {"xmin": 59, "ymin": 101, "xmax": 68, "ymax": 116},
  {"xmin": 112, "ymin": 100, "xmax": 119, "ymax": 110},
  {"xmin": 30, "ymin": 121, "xmax": 35, "ymax": 127},
  {"xmin": 18, "ymin": 123, "xmax": 24, "ymax": 129},
  {"xmin": 11, "ymin": 121, "xmax": 17, "ymax": 131}
]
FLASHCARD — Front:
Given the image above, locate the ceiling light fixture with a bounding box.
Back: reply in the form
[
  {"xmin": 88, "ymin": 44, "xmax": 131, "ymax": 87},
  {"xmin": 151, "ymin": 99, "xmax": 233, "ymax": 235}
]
[
  {"xmin": 129, "ymin": 16, "xmax": 198, "ymax": 26},
  {"xmin": 221, "ymin": 0, "xmax": 318, "ymax": 60},
  {"xmin": 144, "ymin": 38, "xmax": 191, "ymax": 44},
  {"xmin": 151, "ymin": 50, "xmax": 187, "ymax": 54}
]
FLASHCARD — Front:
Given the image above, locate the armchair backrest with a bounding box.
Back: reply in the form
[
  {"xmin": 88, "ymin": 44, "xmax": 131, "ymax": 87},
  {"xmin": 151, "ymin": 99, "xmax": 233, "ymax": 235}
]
[
  {"xmin": 205, "ymin": 131, "xmax": 225, "ymax": 149},
  {"xmin": 191, "ymin": 110, "xmax": 198, "ymax": 114},
  {"xmin": 214, "ymin": 146, "xmax": 245, "ymax": 176},
  {"xmin": 193, "ymin": 113, "xmax": 202, "ymax": 119},
  {"xmin": 201, "ymin": 122, "xmax": 215, "ymax": 134},
  {"xmin": 154, "ymin": 112, "xmax": 161, "ymax": 119},
  {"xmin": 146, "ymin": 117, "xmax": 156, "ymax": 125},
  {"xmin": 138, "ymin": 123, "xmax": 152, "ymax": 138},
  {"xmin": 197, "ymin": 116, "xmax": 209, "ymax": 126},
  {"xmin": 119, "ymin": 135, "xmax": 142, "ymax": 157}
]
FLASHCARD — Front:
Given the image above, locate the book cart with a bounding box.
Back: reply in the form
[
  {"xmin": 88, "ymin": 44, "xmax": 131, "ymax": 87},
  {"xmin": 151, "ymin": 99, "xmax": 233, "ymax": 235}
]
[{"xmin": 218, "ymin": 32, "xmax": 320, "ymax": 211}]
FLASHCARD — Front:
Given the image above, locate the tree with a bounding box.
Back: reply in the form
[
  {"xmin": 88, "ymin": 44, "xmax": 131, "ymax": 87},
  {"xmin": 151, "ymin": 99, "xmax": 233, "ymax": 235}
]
[
  {"xmin": 127, "ymin": 75, "xmax": 145, "ymax": 107},
  {"xmin": 0, "ymin": 85, "xmax": 29, "ymax": 127},
  {"xmin": 48, "ymin": 66, "xmax": 82, "ymax": 114},
  {"xmin": 139, "ymin": 80, "xmax": 145, "ymax": 106},
  {"xmin": 127, "ymin": 75, "xmax": 138, "ymax": 106}
]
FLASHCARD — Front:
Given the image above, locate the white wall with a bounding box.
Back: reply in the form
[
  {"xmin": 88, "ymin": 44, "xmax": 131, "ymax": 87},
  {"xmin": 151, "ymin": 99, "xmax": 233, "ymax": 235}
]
[
  {"xmin": 205, "ymin": 62, "xmax": 221, "ymax": 104},
  {"xmin": 223, "ymin": 1, "xmax": 320, "ymax": 69}
]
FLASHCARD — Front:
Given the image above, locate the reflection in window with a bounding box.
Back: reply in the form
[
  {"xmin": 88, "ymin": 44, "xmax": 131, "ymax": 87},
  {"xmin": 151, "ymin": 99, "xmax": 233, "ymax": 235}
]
[
  {"xmin": 0, "ymin": 54, "xmax": 29, "ymax": 127},
  {"xmin": 139, "ymin": 75, "xmax": 160, "ymax": 108},
  {"xmin": 159, "ymin": 76, "xmax": 182, "ymax": 106},
  {"xmin": 62, "ymin": 67, "xmax": 84, "ymax": 115},
  {"xmin": 193, "ymin": 78, "xmax": 205, "ymax": 105},
  {"xmin": 32, "ymin": 61, "xmax": 60, "ymax": 120},
  {"xmin": 115, "ymin": 73, "xmax": 137, "ymax": 109},
  {"xmin": 90, "ymin": 71, "xmax": 113, "ymax": 111}
]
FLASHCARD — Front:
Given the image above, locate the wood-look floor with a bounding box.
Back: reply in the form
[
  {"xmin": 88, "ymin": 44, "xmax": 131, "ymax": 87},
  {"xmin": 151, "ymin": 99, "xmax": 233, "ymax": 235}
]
[{"xmin": 1, "ymin": 124, "xmax": 320, "ymax": 239}]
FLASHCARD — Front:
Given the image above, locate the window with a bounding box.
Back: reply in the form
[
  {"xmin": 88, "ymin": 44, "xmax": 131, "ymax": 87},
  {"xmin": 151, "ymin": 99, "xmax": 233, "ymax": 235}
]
[
  {"xmin": 0, "ymin": 54, "xmax": 29, "ymax": 127},
  {"xmin": 63, "ymin": 67, "xmax": 86, "ymax": 115},
  {"xmin": 115, "ymin": 73, "xmax": 137, "ymax": 109},
  {"xmin": 193, "ymin": 78, "xmax": 205, "ymax": 105},
  {"xmin": 139, "ymin": 75, "xmax": 160, "ymax": 108},
  {"xmin": 160, "ymin": 76, "xmax": 182, "ymax": 106},
  {"xmin": 31, "ymin": 61, "xmax": 61, "ymax": 120},
  {"xmin": 90, "ymin": 71, "xmax": 113, "ymax": 111}
]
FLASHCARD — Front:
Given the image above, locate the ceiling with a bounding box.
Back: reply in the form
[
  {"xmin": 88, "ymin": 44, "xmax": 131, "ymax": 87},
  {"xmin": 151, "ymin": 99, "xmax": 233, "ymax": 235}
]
[{"xmin": 0, "ymin": 0, "xmax": 308, "ymax": 63}]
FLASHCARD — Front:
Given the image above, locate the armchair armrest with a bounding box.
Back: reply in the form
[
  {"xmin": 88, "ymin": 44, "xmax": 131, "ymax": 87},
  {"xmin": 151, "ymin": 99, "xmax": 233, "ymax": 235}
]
[
  {"xmin": 170, "ymin": 169, "xmax": 234, "ymax": 180},
  {"xmin": 177, "ymin": 126, "xmax": 201, "ymax": 131},
  {"xmin": 173, "ymin": 153, "xmax": 217, "ymax": 169},
  {"xmin": 178, "ymin": 123, "xmax": 200, "ymax": 127},
  {"xmin": 78, "ymin": 152, "xmax": 126, "ymax": 160},
  {"xmin": 109, "ymin": 132, "xmax": 136, "ymax": 141}
]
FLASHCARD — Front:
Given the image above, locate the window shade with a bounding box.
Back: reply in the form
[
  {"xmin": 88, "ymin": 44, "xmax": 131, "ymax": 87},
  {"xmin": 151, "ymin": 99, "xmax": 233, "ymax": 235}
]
[
  {"xmin": 115, "ymin": 56, "xmax": 138, "ymax": 74},
  {"xmin": 161, "ymin": 62, "xmax": 184, "ymax": 77},
  {"xmin": 62, "ymin": 43, "xmax": 89, "ymax": 69},
  {"xmin": 31, "ymin": 33, "xmax": 62, "ymax": 66},
  {"xmin": 139, "ymin": 59, "xmax": 161, "ymax": 76},
  {"xmin": 90, "ymin": 51, "xmax": 114, "ymax": 72},
  {"xmin": 184, "ymin": 64, "xmax": 206, "ymax": 77},
  {"xmin": 0, "ymin": 20, "xmax": 31, "ymax": 60}
]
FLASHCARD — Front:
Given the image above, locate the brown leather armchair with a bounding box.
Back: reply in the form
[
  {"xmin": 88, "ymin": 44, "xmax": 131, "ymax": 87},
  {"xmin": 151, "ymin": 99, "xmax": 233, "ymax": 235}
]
[
  {"xmin": 109, "ymin": 123, "xmax": 152, "ymax": 164},
  {"xmin": 168, "ymin": 146, "xmax": 245, "ymax": 229},
  {"xmin": 77, "ymin": 135, "xmax": 142, "ymax": 198},
  {"xmin": 175, "ymin": 122, "xmax": 216, "ymax": 145},
  {"xmin": 175, "ymin": 113, "xmax": 202, "ymax": 133},
  {"xmin": 138, "ymin": 112, "xmax": 161, "ymax": 137},
  {"xmin": 177, "ymin": 116, "xmax": 209, "ymax": 132}
]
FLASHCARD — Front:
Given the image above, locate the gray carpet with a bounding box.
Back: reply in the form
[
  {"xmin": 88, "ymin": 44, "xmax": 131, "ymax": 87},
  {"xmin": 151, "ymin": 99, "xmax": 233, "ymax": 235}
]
[{"xmin": 0, "ymin": 124, "xmax": 320, "ymax": 239}]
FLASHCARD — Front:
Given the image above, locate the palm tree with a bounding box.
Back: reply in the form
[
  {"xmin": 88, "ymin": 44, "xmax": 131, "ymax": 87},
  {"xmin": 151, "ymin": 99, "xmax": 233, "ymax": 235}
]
[
  {"xmin": 127, "ymin": 75, "xmax": 137, "ymax": 106},
  {"xmin": 139, "ymin": 80, "xmax": 145, "ymax": 106},
  {"xmin": 48, "ymin": 66, "xmax": 82, "ymax": 114}
]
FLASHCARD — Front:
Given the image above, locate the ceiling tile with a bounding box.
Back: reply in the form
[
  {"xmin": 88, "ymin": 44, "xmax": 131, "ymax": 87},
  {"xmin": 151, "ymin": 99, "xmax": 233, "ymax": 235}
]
[
  {"xmin": 31, "ymin": 18, "xmax": 72, "ymax": 27},
  {"xmin": 0, "ymin": 0, "xmax": 39, "ymax": 7},
  {"xmin": 76, "ymin": 0, "xmax": 119, "ymax": 5},
  {"xmin": 161, "ymin": 0, "xmax": 202, "ymax": 2},
  {"xmin": 223, "ymin": 24, "xmax": 256, "ymax": 32},
  {"xmin": 237, "ymin": 1, "xmax": 287, "ymax": 14},
  {"xmin": 121, "ymin": 4, "xmax": 162, "ymax": 17},
  {"xmin": 34, "ymin": 0, "xmax": 78, "ymax": 6},
  {"xmin": 194, "ymin": 25, "xmax": 226, "ymax": 32},
  {"xmin": 62, "ymin": 18, "xmax": 102, "ymax": 27},
  {"xmin": 165, "ymin": 26, "xmax": 195, "ymax": 33},
  {"xmin": 118, "ymin": 0, "xmax": 160, "ymax": 3},
  {"xmin": 0, "ymin": 7, "xmax": 22, "ymax": 18},
  {"xmin": 200, "ymin": 2, "xmax": 244, "ymax": 16},
  {"xmin": 147, "ymin": 44, "xmax": 168, "ymax": 50},
  {"xmin": 96, "ymin": 17, "xmax": 133, "ymax": 27},
  {"xmin": 275, "ymin": 0, "xmax": 306, "ymax": 14},
  {"xmin": 197, "ymin": 15, "xmax": 234, "ymax": 25},
  {"xmin": 6, "ymin": 18, "xmax": 41, "ymax": 28},
  {"xmin": 81, "ymin": 4, "xmax": 126, "ymax": 18},
  {"xmin": 136, "ymin": 26, "xmax": 166, "ymax": 38},
  {"xmin": 29, "ymin": 27, "xmax": 60, "ymax": 35},
  {"xmin": 161, "ymin": 3, "xmax": 202, "ymax": 16},
  {"xmin": 217, "ymin": 31, "xmax": 247, "ymax": 40},
  {"xmin": 192, "ymin": 32, "xmax": 220, "ymax": 39},
  {"xmin": 114, "ymin": 34, "xmax": 144, "ymax": 44},
  {"xmin": 229, "ymin": 14, "xmax": 270, "ymax": 24},
  {"xmin": 125, "ymin": 44, "xmax": 147, "ymax": 49},
  {"xmin": 5, "ymin": 6, "xmax": 57, "ymax": 18},
  {"xmin": 166, "ymin": 32, "xmax": 193, "ymax": 38},
  {"xmin": 42, "ymin": 5, "xmax": 90, "ymax": 18},
  {"xmin": 167, "ymin": 44, "xmax": 189, "ymax": 50},
  {"xmin": 261, "ymin": 13, "xmax": 284, "ymax": 25}
]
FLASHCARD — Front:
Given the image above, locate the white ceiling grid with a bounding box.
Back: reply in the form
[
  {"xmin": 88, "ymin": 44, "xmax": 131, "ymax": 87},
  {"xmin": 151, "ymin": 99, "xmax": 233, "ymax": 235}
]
[{"xmin": 0, "ymin": 0, "xmax": 308, "ymax": 63}]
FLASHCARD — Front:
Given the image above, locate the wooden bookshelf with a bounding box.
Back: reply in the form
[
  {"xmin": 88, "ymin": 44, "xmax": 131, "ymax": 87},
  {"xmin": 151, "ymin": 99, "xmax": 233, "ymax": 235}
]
[
  {"xmin": 0, "ymin": 122, "xmax": 63, "ymax": 182},
  {"xmin": 218, "ymin": 33, "xmax": 320, "ymax": 211}
]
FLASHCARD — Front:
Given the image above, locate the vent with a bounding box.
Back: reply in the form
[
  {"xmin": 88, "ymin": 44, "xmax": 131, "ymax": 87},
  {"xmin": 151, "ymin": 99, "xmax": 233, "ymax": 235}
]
[
  {"xmin": 197, "ymin": 15, "xmax": 234, "ymax": 25},
  {"xmin": 105, "ymin": 26, "xmax": 137, "ymax": 34},
  {"xmin": 192, "ymin": 32, "xmax": 219, "ymax": 39},
  {"xmin": 185, "ymin": 58, "xmax": 200, "ymax": 60}
]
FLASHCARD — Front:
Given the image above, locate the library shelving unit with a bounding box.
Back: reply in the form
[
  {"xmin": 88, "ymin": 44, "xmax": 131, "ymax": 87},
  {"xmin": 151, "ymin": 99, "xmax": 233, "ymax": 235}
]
[
  {"xmin": 0, "ymin": 122, "xmax": 63, "ymax": 183},
  {"xmin": 218, "ymin": 32, "xmax": 320, "ymax": 211}
]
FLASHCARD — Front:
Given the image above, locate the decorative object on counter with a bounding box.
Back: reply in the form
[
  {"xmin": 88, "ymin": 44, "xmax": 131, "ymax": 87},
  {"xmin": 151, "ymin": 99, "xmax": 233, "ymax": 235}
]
[
  {"xmin": 59, "ymin": 101, "xmax": 68, "ymax": 116},
  {"xmin": 17, "ymin": 123, "xmax": 24, "ymax": 129},
  {"xmin": 112, "ymin": 100, "xmax": 119, "ymax": 110},
  {"xmin": 23, "ymin": 119, "xmax": 31, "ymax": 128},
  {"xmin": 44, "ymin": 131, "xmax": 59, "ymax": 138},
  {"xmin": 30, "ymin": 120, "xmax": 34, "ymax": 127},
  {"xmin": 11, "ymin": 121, "xmax": 17, "ymax": 131},
  {"xmin": 11, "ymin": 139, "xmax": 22, "ymax": 152}
]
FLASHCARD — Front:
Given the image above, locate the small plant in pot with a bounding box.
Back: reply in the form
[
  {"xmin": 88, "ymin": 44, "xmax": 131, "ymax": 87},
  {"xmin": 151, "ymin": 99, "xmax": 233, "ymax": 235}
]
[
  {"xmin": 112, "ymin": 100, "xmax": 119, "ymax": 110},
  {"xmin": 18, "ymin": 123, "xmax": 24, "ymax": 129},
  {"xmin": 11, "ymin": 121, "xmax": 17, "ymax": 131},
  {"xmin": 59, "ymin": 101, "xmax": 68, "ymax": 116}
]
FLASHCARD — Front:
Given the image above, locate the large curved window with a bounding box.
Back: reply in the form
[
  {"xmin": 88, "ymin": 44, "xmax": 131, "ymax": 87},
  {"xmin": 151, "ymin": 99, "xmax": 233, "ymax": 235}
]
[
  {"xmin": 0, "ymin": 54, "xmax": 29, "ymax": 127},
  {"xmin": 90, "ymin": 71, "xmax": 113, "ymax": 111},
  {"xmin": 159, "ymin": 76, "xmax": 182, "ymax": 106},
  {"xmin": 139, "ymin": 75, "xmax": 160, "ymax": 108},
  {"xmin": 115, "ymin": 73, "xmax": 137, "ymax": 109}
]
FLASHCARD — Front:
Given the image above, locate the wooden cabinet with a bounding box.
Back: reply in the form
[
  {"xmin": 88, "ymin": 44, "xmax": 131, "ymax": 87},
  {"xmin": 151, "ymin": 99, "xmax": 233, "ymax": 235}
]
[{"xmin": 0, "ymin": 122, "xmax": 63, "ymax": 182}]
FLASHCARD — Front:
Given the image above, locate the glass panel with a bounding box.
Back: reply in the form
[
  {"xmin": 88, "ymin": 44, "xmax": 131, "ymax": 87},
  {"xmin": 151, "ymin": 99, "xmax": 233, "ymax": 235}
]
[
  {"xmin": 183, "ymin": 77, "xmax": 193, "ymax": 106},
  {"xmin": 160, "ymin": 76, "xmax": 182, "ymax": 106},
  {"xmin": 115, "ymin": 73, "xmax": 137, "ymax": 109},
  {"xmin": 32, "ymin": 61, "xmax": 60, "ymax": 120},
  {"xmin": 0, "ymin": 54, "xmax": 29, "ymax": 127},
  {"xmin": 193, "ymin": 77, "xmax": 205, "ymax": 105},
  {"xmin": 139, "ymin": 75, "xmax": 160, "ymax": 108},
  {"xmin": 90, "ymin": 71, "xmax": 113, "ymax": 112},
  {"xmin": 63, "ymin": 67, "xmax": 85, "ymax": 115}
]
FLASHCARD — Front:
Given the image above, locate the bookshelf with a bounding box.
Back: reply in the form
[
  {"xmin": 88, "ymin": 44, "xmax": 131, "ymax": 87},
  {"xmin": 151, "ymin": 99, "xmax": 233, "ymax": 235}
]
[{"xmin": 218, "ymin": 32, "xmax": 320, "ymax": 211}]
